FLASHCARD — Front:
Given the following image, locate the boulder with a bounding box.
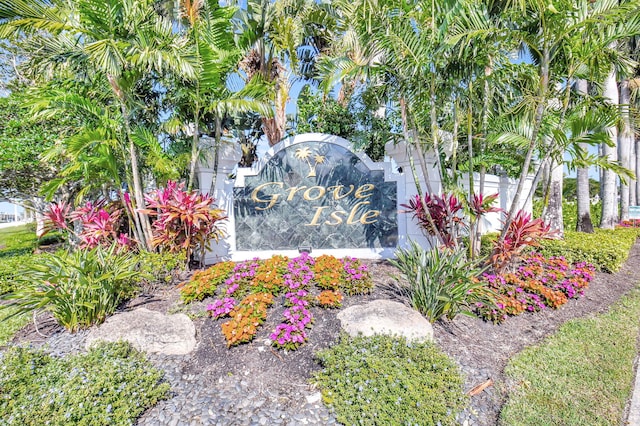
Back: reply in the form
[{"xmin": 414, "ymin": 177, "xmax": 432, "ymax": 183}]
[
  {"xmin": 85, "ymin": 308, "xmax": 196, "ymax": 355},
  {"xmin": 337, "ymin": 299, "xmax": 433, "ymax": 342}
]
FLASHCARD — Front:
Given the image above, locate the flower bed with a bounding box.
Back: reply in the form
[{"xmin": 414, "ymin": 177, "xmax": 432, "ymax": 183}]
[
  {"xmin": 478, "ymin": 252, "xmax": 595, "ymax": 322},
  {"xmin": 182, "ymin": 253, "xmax": 372, "ymax": 349}
]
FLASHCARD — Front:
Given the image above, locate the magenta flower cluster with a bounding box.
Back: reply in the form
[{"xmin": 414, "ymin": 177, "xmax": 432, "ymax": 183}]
[
  {"xmin": 341, "ymin": 257, "xmax": 370, "ymax": 294},
  {"xmin": 271, "ymin": 253, "xmax": 315, "ymax": 350},
  {"xmin": 206, "ymin": 297, "xmax": 236, "ymax": 319},
  {"xmin": 205, "ymin": 258, "xmax": 260, "ymax": 320},
  {"xmin": 224, "ymin": 258, "xmax": 260, "ymax": 296}
]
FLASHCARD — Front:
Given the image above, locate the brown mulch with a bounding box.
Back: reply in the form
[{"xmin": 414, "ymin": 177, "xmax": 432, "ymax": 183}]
[{"xmin": 9, "ymin": 242, "xmax": 640, "ymax": 425}]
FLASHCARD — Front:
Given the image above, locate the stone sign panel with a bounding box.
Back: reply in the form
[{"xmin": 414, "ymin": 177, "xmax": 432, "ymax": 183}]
[{"xmin": 233, "ymin": 135, "xmax": 399, "ymax": 253}]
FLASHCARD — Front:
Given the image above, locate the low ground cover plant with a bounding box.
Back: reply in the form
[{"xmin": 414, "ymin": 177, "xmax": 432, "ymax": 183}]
[
  {"xmin": 500, "ymin": 286, "xmax": 640, "ymax": 425},
  {"xmin": 181, "ymin": 253, "xmax": 372, "ymax": 349},
  {"xmin": 478, "ymin": 252, "xmax": 595, "ymax": 322},
  {"xmin": 313, "ymin": 334, "xmax": 468, "ymax": 426},
  {"xmin": 0, "ymin": 341, "xmax": 169, "ymax": 425}
]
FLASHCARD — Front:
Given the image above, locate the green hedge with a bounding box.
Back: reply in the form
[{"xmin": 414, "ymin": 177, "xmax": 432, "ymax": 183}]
[
  {"xmin": 538, "ymin": 228, "xmax": 640, "ymax": 273},
  {"xmin": 480, "ymin": 228, "xmax": 639, "ymax": 273}
]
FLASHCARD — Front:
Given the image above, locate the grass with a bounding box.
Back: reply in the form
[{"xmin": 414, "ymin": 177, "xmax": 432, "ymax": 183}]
[
  {"xmin": 500, "ymin": 285, "xmax": 640, "ymax": 426},
  {"xmin": 0, "ymin": 223, "xmax": 39, "ymax": 256},
  {"xmin": 0, "ymin": 223, "xmax": 40, "ymax": 342}
]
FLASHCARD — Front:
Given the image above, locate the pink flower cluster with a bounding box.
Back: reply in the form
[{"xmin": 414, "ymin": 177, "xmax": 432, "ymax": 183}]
[
  {"xmin": 271, "ymin": 253, "xmax": 315, "ymax": 350},
  {"xmin": 206, "ymin": 297, "xmax": 236, "ymax": 319},
  {"xmin": 223, "ymin": 259, "xmax": 260, "ymax": 296},
  {"xmin": 341, "ymin": 257, "xmax": 371, "ymax": 295},
  {"xmin": 206, "ymin": 258, "xmax": 260, "ymax": 320}
]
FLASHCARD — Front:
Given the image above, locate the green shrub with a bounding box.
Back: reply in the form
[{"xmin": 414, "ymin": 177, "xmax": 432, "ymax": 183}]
[
  {"xmin": 313, "ymin": 334, "xmax": 468, "ymax": 426},
  {"xmin": 389, "ymin": 240, "xmax": 489, "ymax": 322},
  {"xmin": 1, "ymin": 246, "xmax": 138, "ymax": 332},
  {"xmin": 0, "ymin": 341, "xmax": 169, "ymax": 425},
  {"xmin": 134, "ymin": 250, "xmax": 186, "ymax": 292},
  {"xmin": 37, "ymin": 231, "xmax": 65, "ymax": 246},
  {"xmin": 538, "ymin": 228, "xmax": 640, "ymax": 273},
  {"xmin": 479, "ymin": 232, "xmax": 498, "ymax": 259}
]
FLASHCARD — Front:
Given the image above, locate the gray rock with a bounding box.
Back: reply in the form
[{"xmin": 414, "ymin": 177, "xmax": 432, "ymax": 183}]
[
  {"xmin": 85, "ymin": 308, "xmax": 196, "ymax": 355},
  {"xmin": 337, "ymin": 299, "xmax": 433, "ymax": 342},
  {"xmin": 305, "ymin": 392, "xmax": 322, "ymax": 404}
]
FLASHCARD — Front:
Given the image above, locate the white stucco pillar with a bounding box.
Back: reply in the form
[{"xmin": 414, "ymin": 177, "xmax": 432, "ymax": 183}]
[
  {"xmin": 196, "ymin": 137, "xmax": 242, "ymax": 264},
  {"xmin": 385, "ymin": 140, "xmax": 434, "ymax": 250}
]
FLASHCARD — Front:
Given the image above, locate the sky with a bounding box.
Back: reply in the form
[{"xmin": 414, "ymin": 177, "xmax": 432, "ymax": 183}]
[{"xmin": 0, "ymin": 201, "xmax": 23, "ymax": 216}]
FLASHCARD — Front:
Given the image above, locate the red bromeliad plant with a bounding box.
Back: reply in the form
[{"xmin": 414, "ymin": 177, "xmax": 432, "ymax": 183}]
[
  {"xmin": 143, "ymin": 180, "xmax": 226, "ymax": 265},
  {"xmin": 44, "ymin": 201, "xmax": 71, "ymax": 231},
  {"xmin": 468, "ymin": 193, "xmax": 501, "ymax": 218},
  {"xmin": 402, "ymin": 192, "xmax": 465, "ymax": 248},
  {"xmin": 466, "ymin": 193, "xmax": 501, "ymax": 258},
  {"xmin": 490, "ymin": 210, "xmax": 556, "ymax": 272}
]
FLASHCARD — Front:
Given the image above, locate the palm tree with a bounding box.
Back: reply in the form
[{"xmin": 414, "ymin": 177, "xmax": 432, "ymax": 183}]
[
  {"xmin": 601, "ymin": 67, "xmax": 620, "ymax": 229},
  {"xmin": 0, "ymin": 0, "xmax": 198, "ymax": 250},
  {"xmin": 166, "ymin": 0, "xmax": 271, "ymax": 191},
  {"xmin": 234, "ymin": 0, "xmax": 322, "ymax": 146}
]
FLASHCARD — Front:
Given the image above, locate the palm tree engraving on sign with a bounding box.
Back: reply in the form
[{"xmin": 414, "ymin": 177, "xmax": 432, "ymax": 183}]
[{"xmin": 294, "ymin": 146, "xmax": 325, "ymax": 177}]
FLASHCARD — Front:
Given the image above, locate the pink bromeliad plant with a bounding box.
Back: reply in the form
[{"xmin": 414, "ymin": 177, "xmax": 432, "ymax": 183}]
[{"xmin": 44, "ymin": 200, "xmax": 130, "ymax": 250}]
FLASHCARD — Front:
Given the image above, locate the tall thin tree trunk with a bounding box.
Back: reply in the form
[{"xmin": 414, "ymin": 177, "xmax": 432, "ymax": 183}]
[
  {"xmin": 543, "ymin": 159, "xmax": 564, "ymax": 236},
  {"xmin": 187, "ymin": 110, "xmax": 201, "ymax": 191},
  {"xmin": 500, "ymin": 45, "xmax": 550, "ymax": 242},
  {"xmin": 601, "ymin": 68, "xmax": 619, "ymax": 229},
  {"xmin": 635, "ymin": 137, "xmax": 640, "ymax": 206},
  {"xmin": 630, "ymin": 136, "xmax": 637, "ymax": 206},
  {"xmin": 619, "ymin": 79, "xmax": 632, "ymax": 221},
  {"xmin": 467, "ymin": 92, "xmax": 479, "ymax": 257},
  {"xmin": 575, "ymin": 79, "xmax": 593, "ymax": 232}
]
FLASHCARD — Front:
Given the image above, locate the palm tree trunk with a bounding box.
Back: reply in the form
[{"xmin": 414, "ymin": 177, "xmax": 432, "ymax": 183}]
[
  {"xmin": 187, "ymin": 110, "xmax": 200, "ymax": 191},
  {"xmin": 542, "ymin": 159, "xmax": 564, "ymax": 236},
  {"xmin": 575, "ymin": 79, "xmax": 593, "ymax": 232},
  {"xmin": 630, "ymin": 137, "xmax": 637, "ymax": 206},
  {"xmin": 619, "ymin": 79, "xmax": 632, "ymax": 221},
  {"xmin": 600, "ymin": 68, "xmax": 619, "ymax": 229},
  {"xmin": 500, "ymin": 45, "xmax": 550, "ymax": 242},
  {"xmin": 634, "ymin": 139, "xmax": 640, "ymax": 206}
]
